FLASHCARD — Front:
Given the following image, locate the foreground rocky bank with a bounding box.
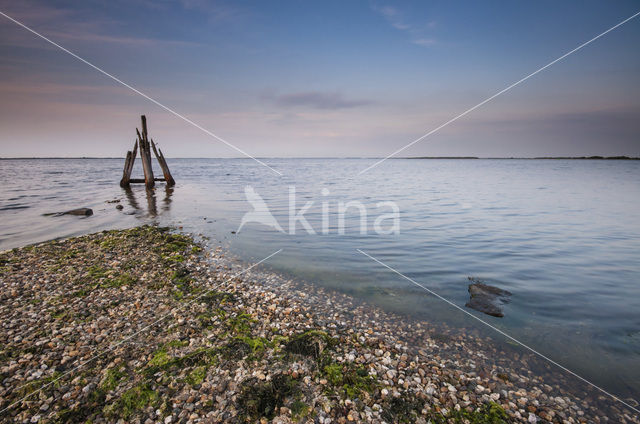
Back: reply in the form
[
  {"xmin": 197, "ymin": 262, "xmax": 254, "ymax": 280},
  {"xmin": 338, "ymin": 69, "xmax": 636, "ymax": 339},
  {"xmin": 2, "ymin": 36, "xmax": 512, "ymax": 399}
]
[{"xmin": 0, "ymin": 226, "xmax": 637, "ymax": 423}]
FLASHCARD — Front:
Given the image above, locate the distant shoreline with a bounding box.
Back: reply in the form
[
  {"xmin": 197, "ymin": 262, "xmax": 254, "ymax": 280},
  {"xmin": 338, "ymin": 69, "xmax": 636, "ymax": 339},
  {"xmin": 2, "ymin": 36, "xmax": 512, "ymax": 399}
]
[
  {"xmin": 1, "ymin": 156, "xmax": 639, "ymax": 160},
  {"xmin": 404, "ymin": 155, "xmax": 640, "ymax": 160}
]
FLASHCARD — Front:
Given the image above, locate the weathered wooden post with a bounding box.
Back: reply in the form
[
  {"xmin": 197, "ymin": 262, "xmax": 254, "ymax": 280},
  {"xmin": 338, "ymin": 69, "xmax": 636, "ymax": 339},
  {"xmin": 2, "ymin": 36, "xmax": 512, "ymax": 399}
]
[
  {"xmin": 120, "ymin": 139, "xmax": 138, "ymax": 187},
  {"xmin": 139, "ymin": 115, "xmax": 155, "ymax": 189},
  {"xmin": 151, "ymin": 139, "xmax": 175, "ymax": 186},
  {"xmin": 119, "ymin": 115, "xmax": 174, "ymax": 188},
  {"xmin": 128, "ymin": 139, "xmax": 138, "ymax": 177},
  {"xmin": 120, "ymin": 150, "xmax": 132, "ymax": 187}
]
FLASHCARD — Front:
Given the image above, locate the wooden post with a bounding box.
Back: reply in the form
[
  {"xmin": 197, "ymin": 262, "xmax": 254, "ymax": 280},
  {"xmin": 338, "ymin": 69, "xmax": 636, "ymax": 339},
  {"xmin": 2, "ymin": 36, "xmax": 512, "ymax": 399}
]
[
  {"xmin": 141, "ymin": 115, "xmax": 149, "ymax": 141},
  {"xmin": 120, "ymin": 139, "xmax": 139, "ymax": 187},
  {"xmin": 158, "ymin": 148, "xmax": 175, "ymax": 186},
  {"xmin": 120, "ymin": 115, "xmax": 174, "ymax": 187},
  {"xmin": 151, "ymin": 139, "xmax": 175, "ymax": 186},
  {"xmin": 138, "ymin": 115, "xmax": 155, "ymax": 189},
  {"xmin": 120, "ymin": 150, "xmax": 132, "ymax": 187},
  {"xmin": 129, "ymin": 178, "xmax": 166, "ymax": 183},
  {"xmin": 127, "ymin": 139, "xmax": 138, "ymax": 177}
]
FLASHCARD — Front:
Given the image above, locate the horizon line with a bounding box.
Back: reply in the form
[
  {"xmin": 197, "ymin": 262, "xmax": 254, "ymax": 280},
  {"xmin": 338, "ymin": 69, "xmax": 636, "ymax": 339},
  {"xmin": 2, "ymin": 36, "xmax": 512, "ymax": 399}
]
[{"xmin": 1, "ymin": 155, "xmax": 639, "ymax": 160}]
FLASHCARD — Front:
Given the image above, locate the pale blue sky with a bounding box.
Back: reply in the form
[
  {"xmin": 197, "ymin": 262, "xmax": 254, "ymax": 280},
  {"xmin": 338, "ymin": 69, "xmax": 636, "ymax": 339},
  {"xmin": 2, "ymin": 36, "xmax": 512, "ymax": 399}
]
[{"xmin": 0, "ymin": 0, "xmax": 639, "ymax": 157}]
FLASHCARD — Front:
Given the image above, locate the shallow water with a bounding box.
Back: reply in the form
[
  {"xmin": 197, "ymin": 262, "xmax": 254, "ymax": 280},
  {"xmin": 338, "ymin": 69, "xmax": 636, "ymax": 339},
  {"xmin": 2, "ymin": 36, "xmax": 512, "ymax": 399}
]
[{"xmin": 1, "ymin": 158, "xmax": 639, "ymax": 400}]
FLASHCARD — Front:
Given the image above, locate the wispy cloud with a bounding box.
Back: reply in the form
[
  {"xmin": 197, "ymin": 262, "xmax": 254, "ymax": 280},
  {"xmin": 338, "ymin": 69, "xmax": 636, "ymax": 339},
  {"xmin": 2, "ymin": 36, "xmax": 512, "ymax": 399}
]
[
  {"xmin": 372, "ymin": 4, "xmax": 438, "ymax": 47},
  {"xmin": 458, "ymin": 105, "xmax": 640, "ymax": 135},
  {"xmin": 179, "ymin": 0, "xmax": 244, "ymax": 23},
  {"xmin": 373, "ymin": 6, "xmax": 410, "ymax": 30},
  {"xmin": 0, "ymin": 81, "xmax": 117, "ymax": 96},
  {"xmin": 45, "ymin": 30, "xmax": 199, "ymax": 47},
  {"xmin": 0, "ymin": 0, "xmax": 198, "ymax": 49},
  {"xmin": 266, "ymin": 91, "xmax": 374, "ymax": 110}
]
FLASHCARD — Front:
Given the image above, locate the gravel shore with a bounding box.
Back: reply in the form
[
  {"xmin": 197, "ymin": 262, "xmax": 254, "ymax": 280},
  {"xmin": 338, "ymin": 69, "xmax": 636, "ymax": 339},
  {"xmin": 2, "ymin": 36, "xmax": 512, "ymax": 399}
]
[{"xmin": 0, "ymin": 226, "xmax": 637, "ymax": 423}]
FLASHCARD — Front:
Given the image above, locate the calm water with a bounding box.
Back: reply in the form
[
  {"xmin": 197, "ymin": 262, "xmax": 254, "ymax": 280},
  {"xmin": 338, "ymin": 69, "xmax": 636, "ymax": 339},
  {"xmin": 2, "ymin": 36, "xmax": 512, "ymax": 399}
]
[{"xmin": 1, "ymin": 158, "xmax": 639, "ymax": 400}]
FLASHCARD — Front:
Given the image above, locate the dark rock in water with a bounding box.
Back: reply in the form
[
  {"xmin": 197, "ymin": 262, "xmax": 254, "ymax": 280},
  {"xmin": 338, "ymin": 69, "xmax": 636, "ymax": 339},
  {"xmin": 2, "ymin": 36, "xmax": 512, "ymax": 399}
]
[
  {"xmin": 63, "ymin": 208, "xmax": 93, "ymax": 216},
  {"xmin": 466, "ymin": 296, "xmax": 504, "ymax": 317},
  {"xmin": 116, "ymin": 205, "xmax": 124, "ymax": 210},
  {"xmin": 44, "ymin": 208, "xmax": 94, "ymax": 217},
  {"xmin": 465, "ymin": 282, "xmax": 511, "ymax": 317},
  {"xmin": 468, "ymin": 283, "xmax": 511, "ymax": 298}
]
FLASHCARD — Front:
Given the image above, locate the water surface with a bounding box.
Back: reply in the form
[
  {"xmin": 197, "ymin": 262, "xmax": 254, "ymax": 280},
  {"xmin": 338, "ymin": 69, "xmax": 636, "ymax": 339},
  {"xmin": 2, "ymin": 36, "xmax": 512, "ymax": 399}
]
[{"xmin": 1, "ymin": 158, "xmax": 639, "ymax": 400}]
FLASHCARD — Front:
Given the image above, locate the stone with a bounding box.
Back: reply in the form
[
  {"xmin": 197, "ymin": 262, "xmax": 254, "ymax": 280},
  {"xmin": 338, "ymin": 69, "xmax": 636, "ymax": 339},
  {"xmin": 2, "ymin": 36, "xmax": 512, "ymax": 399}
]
[
  {"xmin": 465, "ymin": 282, "xmax": 511, "ymax": 317},
  {"xmin": 63, "ymin": 208, "xmax": 93, "ymax": 216}
]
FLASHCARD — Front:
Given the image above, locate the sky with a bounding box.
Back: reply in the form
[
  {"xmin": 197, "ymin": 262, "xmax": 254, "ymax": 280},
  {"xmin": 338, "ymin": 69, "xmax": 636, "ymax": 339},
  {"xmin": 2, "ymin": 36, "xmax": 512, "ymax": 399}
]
[{"xmin": 0, "ymin": 0, "xmax": 639, "ymax": 158}]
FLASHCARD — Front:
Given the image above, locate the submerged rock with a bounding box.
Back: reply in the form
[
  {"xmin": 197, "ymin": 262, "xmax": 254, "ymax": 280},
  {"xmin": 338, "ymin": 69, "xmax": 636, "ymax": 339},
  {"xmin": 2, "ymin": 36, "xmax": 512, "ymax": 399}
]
[
  {"xmin": 465, "ymin": 281, "xmax": 511, "ymax": 317},
  {"xmin": 63, "ymin": 208, "xmax": 93, "ymax": 216},
  {"xmin": 43, "ymin": 208, "xmax": 93, "ymax": 217}
]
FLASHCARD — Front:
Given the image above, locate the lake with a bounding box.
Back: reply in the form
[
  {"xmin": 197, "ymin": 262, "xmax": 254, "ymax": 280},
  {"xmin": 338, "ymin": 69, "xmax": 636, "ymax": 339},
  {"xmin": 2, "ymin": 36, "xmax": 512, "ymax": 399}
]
[{"xmin": 1, "ymin": 157, "xmax": 639, "ymax": 400}]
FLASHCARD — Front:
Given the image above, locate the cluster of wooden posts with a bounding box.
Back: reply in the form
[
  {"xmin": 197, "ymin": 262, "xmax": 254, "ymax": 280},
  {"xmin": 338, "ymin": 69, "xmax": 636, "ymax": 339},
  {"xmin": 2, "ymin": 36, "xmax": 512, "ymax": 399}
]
[{"xmin": 120, "ymin": 115, "xmax": 175, "ymax": 188}]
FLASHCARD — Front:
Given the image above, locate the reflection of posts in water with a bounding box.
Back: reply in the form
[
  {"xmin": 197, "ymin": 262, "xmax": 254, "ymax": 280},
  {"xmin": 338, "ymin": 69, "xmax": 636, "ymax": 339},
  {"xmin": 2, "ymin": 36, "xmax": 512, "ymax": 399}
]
[
  {"xmin": 121, "ymin": 185, "xmax": 172, "ymax": 216},
  {"xmin": 121, "ymin": 185, "xmax": 173, "ymax": 217},
  {"xmin": 163, "ymin": 186, "xmax": 174, "ymax": 212},
  {"xmin": 123, "ymin": 186, "xmax": 140, "ymax": 210},
  {"xmin": 145, "ymin": 188, "xmax": 157, "ymax": 217}
]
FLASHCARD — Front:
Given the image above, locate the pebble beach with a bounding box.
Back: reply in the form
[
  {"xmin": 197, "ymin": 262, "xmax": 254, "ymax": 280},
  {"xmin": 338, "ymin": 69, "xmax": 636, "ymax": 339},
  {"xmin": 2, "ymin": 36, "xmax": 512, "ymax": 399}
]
[{"xmin": 0, "ymin": 226, "xmax": 638, "ymax": 423}]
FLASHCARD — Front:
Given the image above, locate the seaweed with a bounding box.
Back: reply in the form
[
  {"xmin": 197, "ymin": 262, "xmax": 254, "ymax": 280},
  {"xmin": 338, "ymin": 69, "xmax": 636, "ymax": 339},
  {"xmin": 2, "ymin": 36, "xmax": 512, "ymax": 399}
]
[
  {"xmin": 285, "ymin": 330, "xmax": 335, "ymax": 359},
  {"xmin": 321, "ymin": 360, "xmax": 376, "ymax": 399},
  {"xmin": 238, "ymin": 373, "xmax": 299, "ymax": 421},
  {"xmin": 290, "ymin": 400, "xmax": 310, "ymax": 421},
  {"xmin": 105, "ymin": 382, "xmax": 159, "ymax": 419},
  {"xmin": 381, "ymin": 395, "xmax": 422, "ymax": 423},
  {"xmin": 100, "ymin": 365, "xmax": 126, "ymax": 392},
  {"xmin": 186, "ymin": 366, "xmax": 207, "ymax": 386}
]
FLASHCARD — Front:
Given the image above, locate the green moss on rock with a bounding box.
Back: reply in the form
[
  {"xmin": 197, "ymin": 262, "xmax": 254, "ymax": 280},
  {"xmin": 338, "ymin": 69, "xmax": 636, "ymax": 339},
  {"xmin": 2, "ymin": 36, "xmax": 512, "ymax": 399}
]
[
  {"xmin": 186, "ymin": 366, "xmax": 207, "ymax": 386},
  {"xmin": 106, "ymin": 382, "xmax": 158, "ymax": 419},
  {"xmin": 285, "ymin": 330, "xmax": 335, "ymax": 359},
  {"xmin": 238, "ymin": 373, "xmax": 299, "ymax": 421}
]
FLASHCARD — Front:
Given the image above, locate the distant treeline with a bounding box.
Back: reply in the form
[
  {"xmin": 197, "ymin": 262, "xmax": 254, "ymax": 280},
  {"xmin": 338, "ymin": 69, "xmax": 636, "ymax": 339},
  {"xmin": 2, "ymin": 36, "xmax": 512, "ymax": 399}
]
[
  {"xmin": 2, "ymin": 156, "xmax": 639, "ymax": 160},
  {"xmin": 532, "ymin": 156, "xmax": 640, "ymax": 160},
  {"xmin": 405, "ymin": 156, "xmax": 479, "ymax": 159},
  {"xmin": 405, "ymin": 156, "xmax": 639, "ymax": 160}
]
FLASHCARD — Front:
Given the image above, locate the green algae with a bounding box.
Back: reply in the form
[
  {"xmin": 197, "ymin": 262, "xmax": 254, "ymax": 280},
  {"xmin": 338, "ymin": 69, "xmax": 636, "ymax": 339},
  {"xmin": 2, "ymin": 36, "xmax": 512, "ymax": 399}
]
[{"xmin": 238, "ymin": 373, "xmax": 300, "ymax": 421}]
